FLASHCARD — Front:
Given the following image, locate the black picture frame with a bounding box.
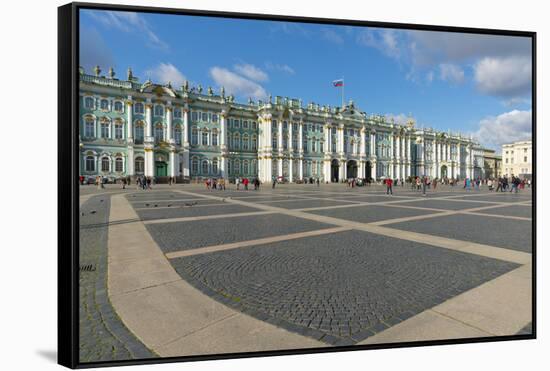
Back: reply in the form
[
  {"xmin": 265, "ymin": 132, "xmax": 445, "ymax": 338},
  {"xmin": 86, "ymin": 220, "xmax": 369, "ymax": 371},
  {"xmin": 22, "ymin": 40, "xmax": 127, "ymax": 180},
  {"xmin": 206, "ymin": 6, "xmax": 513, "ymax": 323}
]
[{"xmin": 58, "ymin": 2, "xmax": 536, "ymax": 368}]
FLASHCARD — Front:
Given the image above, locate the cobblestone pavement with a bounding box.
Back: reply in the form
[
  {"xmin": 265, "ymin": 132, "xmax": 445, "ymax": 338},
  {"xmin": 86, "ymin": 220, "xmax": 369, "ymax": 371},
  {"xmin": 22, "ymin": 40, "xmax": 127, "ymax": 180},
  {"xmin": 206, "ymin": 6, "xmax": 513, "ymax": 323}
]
[
  {"xmin": 171, "ymin": 230, "xmax": 518, "ymax": 345},
  {"xmin": 88, "ymin": 182, "xmax": 532, "ymax": 354},
  {"xmin": 79, "ymin": 195, "xmax": 157, "ymax": 362}
]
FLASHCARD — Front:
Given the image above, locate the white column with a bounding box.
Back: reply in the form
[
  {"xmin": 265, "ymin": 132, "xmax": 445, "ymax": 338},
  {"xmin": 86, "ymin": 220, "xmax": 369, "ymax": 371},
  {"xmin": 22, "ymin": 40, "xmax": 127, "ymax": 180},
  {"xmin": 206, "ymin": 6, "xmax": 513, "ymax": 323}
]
[
  {"xmin": 166, "ymin": 104, "xmax": 173, "ymax": 142},
  {"xmin": 278, "ymin": 158, "xmax": 283, "ymax": 178},
  {"xmin": 360, "ymin": 127, "xmax": 366, "ymax": 156},
  {"xmin": 145, "ymin": 102, "xmax": 153, "ymax": 138},
  {"xmin": 182, "ymin": 151, "xmax": 189, "ymax": 177},
  {"xmin": 288, "ymin": 121, "xmax": 294, "ymax": 153},
  {"xmin": 127, "ymin": 147, "xmax": 134, "ymax": 176},
  {"xmin": 169, "ymin": 150, "xmax": 176, "ymax": 177},
  {"xmin": 299, "ymin": 159, "xmax": 304, "ymax": 180},
  {"xmin": 372, "ymin": 160, "xmax": 377, "ymax": 180},
  {"xmin": 338, "ymin": 125, "xmax": 344, "ymax": 154},
  {"xmin": 126, "ymin": 100, "xmax": 133, "ymax": 140},
  {"xmin": 447, "ymin": 143, "xmax": 451, "ymax": 162},
  {"xmin": 220, "ymin": 113, "xmax": 227, "ymax": 149},
  {"xmin": 289, "ymin": 158, "xmax": 294, "ymax": 183},
  {"xmin": 324, "ymin": 124, "xmax": 331, "ymax": 153},
  {"xmin": 298, "ymin": 122, "xmax": 303, "ymax": 153},
  {"xmin": 277, "ymin": 120, "xmax": 283, "ymax": 152},
  {"xmin": 183, "ymin": 108, "xmax": 190, "ymax": 146},
  {"xmin": 457, "ymin": 144, "xmax": 461, "ymax": 178}
]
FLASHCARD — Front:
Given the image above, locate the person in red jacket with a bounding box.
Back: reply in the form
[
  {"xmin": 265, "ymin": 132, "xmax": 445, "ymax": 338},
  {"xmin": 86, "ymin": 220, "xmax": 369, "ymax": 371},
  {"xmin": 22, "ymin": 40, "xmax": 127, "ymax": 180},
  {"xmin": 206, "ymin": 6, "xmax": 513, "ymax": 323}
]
[{"xmin": 385, "ymin": 177, "xmax": 393, "ymax": 195}]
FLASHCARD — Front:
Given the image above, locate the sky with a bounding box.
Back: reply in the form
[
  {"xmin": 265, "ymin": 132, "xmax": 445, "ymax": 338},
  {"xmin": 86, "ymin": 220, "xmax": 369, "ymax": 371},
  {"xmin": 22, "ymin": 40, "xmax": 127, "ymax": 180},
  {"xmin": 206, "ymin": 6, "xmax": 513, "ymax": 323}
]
[{"xmin": 79, "ymin": 9, "xmax": 533, "ymax": 152}]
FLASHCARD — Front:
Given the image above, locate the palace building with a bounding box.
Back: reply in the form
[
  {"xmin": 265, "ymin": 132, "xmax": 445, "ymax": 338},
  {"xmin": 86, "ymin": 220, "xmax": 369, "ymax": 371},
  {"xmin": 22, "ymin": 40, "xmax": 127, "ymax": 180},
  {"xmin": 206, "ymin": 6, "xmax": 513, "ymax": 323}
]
[{"xmin": 79, "ymin": 66, "xmax": 487, "ymax": 183}]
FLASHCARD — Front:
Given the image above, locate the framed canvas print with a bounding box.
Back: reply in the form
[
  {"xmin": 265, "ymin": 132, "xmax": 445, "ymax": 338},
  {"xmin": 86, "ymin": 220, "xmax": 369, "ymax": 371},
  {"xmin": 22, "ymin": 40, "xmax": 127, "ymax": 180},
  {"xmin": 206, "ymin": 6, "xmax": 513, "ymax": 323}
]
[{"xmin": 58, "ymin": 2, "xmax": 536, "ymax": 368}]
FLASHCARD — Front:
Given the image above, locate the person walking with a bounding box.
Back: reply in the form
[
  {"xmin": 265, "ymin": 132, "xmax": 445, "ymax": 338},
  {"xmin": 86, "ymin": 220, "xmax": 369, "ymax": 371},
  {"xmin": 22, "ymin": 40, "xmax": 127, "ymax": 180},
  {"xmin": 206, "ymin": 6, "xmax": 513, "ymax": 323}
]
[
  {"xmin": 422, "ymin": 176, "xmax": 427, "ymax": 196},
  {"xmin": 243, "ymin": 177, "xmax": 249, "ymax": 190},
  {"xmin": 272, "ymin": 177, "xmax": 276, "ymax": 189},
  {"xmin": 385, "ymin": 177, "xmax": 393, "ymax": 195},
  {"xmin": 236, "ymin": 177, "xmax": 240, "ymax": 190}
]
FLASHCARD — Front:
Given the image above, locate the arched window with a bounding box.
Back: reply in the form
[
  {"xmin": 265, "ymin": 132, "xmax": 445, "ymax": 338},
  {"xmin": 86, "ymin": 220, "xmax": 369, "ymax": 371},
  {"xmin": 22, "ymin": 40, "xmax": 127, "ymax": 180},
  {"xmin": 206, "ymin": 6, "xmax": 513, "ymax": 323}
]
[
  {"xmin": 201, "ymin": 160, "xmax": 209, "ymax": 174},
  {"xmin": 212, "ymin": 129, "xmax": 218, "ymax": 146},
  {"xmin": 191, "ymin": 111, "xmax": 198, "ymax": 122},
  {"xmin": 228, "ymin": 159, "xmax": 233, "ymax": 175},
  {"xmin": 84, "ymin": 97, "xmax": 94, "ymax": 109},
  {"xmin": 234, "ymin": 159, "xmax": 240, "ymax": 174},
  {"xmin": 101, "ymin": 157, "xmax": 110, "ymax": 172},
  {"xmin": 100, "ymin": 119, "xmax": 110, "ymax": 138},
  {"xmin": 100, "ymin": 99, "xmax": 109, "ymax": 110},
  {"xmin": 115, "ymin": 157, "xmax": 123, "ymax": 172},
  {"xmin": 283, "ymin": 135, "xmax": 288, "ymax": 150},
  {"xmin": 202, "ymin": 112, "xmax": 208, "ymax": 122},
  {"xmin": 191, "ymin": 157, "xmax": 199, "ymax": 174},
  {"xmin": 191, "ymin": 127, "xmax": 198, "ymax": 145},
  {"xmin": 114, "ymin": 101, "xmax": 123, "ymax": 112},
  {"xmin": 242, "ymin": 134, "xmax": 249, "ymax": 150},
  {"xmin": 202, "ymin": 130, "xmax": 209, "ymax": 145},
  {"xmin": 212, "ymin": 114, "xmax": 218, "ymax": 123},
  {"xmin": 154, "ymin": 105, "xmax": 164, "ymax": 116},
  {"xmin": 212, "ymin": 158, "xmax": 219, "ymax": 174},
  {"xmin": 134, "ymin": 122, "xmax": 144, "ymax": 144},
  {"xmin": 320, "ymin": 141, "xmax": 324, "ymax": 153},
  {"xmin": 114, "ymin": 120, "xmax": 123, "ymax": 139},
  {"xmin": 134, "ymin": 102, "xmax": 144, "ymax": 114},
  {"xmin": 243, "ymin": 160, "xmax": 249, "ymax": 175},
  {"xmin": 85, "ymin": 155, "xmax": 95, "ymax": 171},
  {"xmin": 135, "ymin": 156, "xmax": 144, "ymax": 174},
  {"xmin": 154, "ymin": 124, "xmax": 164, "ymax": 143},
  {"xmin": 84, "ymin": 117, "xmax": 95, "ymax": 138},
  {"xmin": 252, "ymin": 121, "xmax": 257, "ymax": 130},
  {"xmin": 174, "ymin": 108, "xmax": 182, "ymax": 118},
  {"xmin": 174, "ymin": 126, "xmax": 182, "ymax": 145},
  {"xmin": 252, "ymin": 160, "xmax": 257, "ymax": 174},
  {"xmin": 252, "ymin": 135, "xmax": 257, "ymax": 150},
  {"xmin": 243, "ymin": 120, "xmax": 249, "ymax": 129},
  {"xmin": 233, "ymin": 133, "xmax": 240, "ymax": 150},
  {"xmin": 272, "ymin": 135, "xmax": 277, "ymax": 149},
  {"xmin": 312, "ymin": 140, "xmax": 316, "ymax": 153}
]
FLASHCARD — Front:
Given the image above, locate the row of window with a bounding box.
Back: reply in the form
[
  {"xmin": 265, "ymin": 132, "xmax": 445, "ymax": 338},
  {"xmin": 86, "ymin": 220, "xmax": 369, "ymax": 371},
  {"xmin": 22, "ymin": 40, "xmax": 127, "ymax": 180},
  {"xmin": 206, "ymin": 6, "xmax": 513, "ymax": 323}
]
[
  {"xmin": 84, "ymin": 155, "xmax": 128, "ymax": 173},
  {"xmin": 190, "ymin": 157, "xmax": 258, "ymax": 176}
]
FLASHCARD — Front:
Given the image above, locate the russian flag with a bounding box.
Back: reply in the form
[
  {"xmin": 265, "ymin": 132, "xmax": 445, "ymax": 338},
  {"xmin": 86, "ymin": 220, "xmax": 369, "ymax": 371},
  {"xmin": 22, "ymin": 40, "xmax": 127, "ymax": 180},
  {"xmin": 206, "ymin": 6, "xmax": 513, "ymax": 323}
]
[{"xmin": 332, "ymin": 79, "xmax": 344, "ymax": 87}]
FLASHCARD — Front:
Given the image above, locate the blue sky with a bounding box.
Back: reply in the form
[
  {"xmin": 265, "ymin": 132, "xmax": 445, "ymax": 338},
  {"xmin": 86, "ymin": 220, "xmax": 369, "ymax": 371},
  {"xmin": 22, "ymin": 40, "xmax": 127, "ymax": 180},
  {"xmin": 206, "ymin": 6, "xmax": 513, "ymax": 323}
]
[{"xmin": 80, "ymin": 9, "xmax": 533, "ymax": 151}]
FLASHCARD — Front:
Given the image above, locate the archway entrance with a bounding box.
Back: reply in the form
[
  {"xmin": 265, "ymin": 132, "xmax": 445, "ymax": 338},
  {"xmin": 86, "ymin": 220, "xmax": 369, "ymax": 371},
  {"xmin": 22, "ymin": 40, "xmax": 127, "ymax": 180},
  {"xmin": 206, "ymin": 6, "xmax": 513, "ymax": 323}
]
[
  {"xmin": 365, "ymin": 161, "xmax": 372, "ymax": 180},
  {"xmin": 155, "ymin": 161, "xmax": 167, "ymax": 177},
  {"xmin": 440, "ymin": 165, "xmax": 448, "ymax": 179},
  {"xmin": 331, "ymin": 159, "xmax": 339, "ymax": 182},
  {"xmin": 347, "ymin": 160, "xmax": 358, "ymax": 178}
]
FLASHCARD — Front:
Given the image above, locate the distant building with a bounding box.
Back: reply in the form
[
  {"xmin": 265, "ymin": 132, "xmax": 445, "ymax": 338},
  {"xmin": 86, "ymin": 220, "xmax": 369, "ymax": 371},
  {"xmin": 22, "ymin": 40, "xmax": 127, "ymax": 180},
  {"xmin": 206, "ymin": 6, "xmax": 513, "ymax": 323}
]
[
  {"xmin": 501, "ymin": 140, "xmax": 532, "ymax": 179},
  {"xmin": 483, "ymin": 149, "xmax": 502, "ymax": 179},
  {"xmin": 78, "ymin": 66, "xmax": 485, "ymax": 183}
]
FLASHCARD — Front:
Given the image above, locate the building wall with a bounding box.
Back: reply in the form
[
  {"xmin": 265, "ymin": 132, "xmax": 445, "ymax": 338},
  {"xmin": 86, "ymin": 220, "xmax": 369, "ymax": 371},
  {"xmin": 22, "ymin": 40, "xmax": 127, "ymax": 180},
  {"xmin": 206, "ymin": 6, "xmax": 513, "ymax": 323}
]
[
  {"xmin": 501, "ymin": 140, "xmax": 532, "ymax": 178},
  {"xmin": 78, "ymin": 70, "xmax": 483, "ymax": 183}
]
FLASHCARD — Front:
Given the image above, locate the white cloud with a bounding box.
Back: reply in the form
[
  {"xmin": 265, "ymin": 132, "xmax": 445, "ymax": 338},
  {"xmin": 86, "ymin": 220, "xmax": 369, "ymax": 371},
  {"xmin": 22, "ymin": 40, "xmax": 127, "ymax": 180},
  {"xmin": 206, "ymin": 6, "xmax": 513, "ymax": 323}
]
[
  {"xmin": 209, "ymin": 67, "xmax": 268, "ymax": 100},
  {"xmin": 474, "ymin": 56, "xmax": 532, "ymax": 98},
  {"xmin": 473, "ymin": 109, "xmax": 532, "ymax": 150},
  {"xmin": 145, "ymin": 63, "xmax": 186, "ymax": 87},
  {"xmin": 356, "ymin": 28, "xmax": 402, "ymax": 59},
  {"xmin": 80, "ymin": 26, "xmax": 115, "ymax": 72},
  {"xmin": 321, "ymin": 28, "xmax": 344, "ymax": 44},
  {"xmin": 87, "ymin": 10, "xmax": 168, "ymax": 51},
  {"xmin": 233, "ymin": 63, "xmax": 269, "ymax": 82},
  {"xmin": 408, "ymin": 30, "xmax": 531, "ymax": 66},
  {"xmin": 439, "ymin": 63, "xmax": 465, "ymax": 84},
  {"xmin": 385, "ymin": 113, "xmax": 414, "ymax": 125},
  {"xmin": 265, "ymin": 62, "xmax": 295, "ymax": 75}
]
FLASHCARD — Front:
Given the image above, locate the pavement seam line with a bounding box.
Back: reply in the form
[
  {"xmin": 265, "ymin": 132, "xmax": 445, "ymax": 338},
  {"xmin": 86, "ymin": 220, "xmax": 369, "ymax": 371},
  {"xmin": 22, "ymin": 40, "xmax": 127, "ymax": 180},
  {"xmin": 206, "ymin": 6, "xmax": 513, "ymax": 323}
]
[{"xmin": 165, "ymin": 226, "xmax": 351, "ymax": 259}]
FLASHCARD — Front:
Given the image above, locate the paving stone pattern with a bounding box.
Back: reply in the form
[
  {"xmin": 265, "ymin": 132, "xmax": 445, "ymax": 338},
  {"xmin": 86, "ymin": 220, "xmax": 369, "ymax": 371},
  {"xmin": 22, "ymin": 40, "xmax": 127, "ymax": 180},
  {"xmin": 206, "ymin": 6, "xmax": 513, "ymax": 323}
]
[
  {"xmin": 79, "ymin": 195, "xmax": 156, "ymax": 363},
  {"xmin": 171, "ymin": 230, "xmax": 519, "ymax": 346},
  {"xmin": 145, "ymin": 213, "xmax": 333, "ymax": 253}
]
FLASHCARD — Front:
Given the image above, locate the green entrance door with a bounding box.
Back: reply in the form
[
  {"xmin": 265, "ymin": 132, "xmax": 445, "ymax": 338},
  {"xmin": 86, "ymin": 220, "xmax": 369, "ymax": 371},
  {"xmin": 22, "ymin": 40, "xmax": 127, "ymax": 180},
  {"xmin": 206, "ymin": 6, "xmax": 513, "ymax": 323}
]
[{"xmin": 155, "ymin": 161, "xmax": 167, "ymax": 177}]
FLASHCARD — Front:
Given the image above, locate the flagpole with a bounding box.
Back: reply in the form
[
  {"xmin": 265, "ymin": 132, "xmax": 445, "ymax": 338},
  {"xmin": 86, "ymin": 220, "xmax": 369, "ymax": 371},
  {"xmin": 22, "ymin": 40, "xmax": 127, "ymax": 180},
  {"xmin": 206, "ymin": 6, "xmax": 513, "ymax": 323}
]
[{"xmin": 342, "ymin": 76, "xmax": 345, "ymax": 108}]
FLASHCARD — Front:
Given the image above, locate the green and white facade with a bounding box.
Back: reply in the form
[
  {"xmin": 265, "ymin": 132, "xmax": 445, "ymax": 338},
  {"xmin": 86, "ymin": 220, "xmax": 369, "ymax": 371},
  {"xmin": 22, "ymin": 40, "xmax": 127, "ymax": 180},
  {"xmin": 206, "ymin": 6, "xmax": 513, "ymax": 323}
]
[{"xmin": 79, "ymin": 67, "xmax": 487, "ymax": 183}]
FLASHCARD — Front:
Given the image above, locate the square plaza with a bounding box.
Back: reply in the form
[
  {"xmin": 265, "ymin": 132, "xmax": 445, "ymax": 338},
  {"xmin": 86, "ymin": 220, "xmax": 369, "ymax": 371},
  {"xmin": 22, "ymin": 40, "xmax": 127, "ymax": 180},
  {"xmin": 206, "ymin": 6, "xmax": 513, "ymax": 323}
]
[{"xmin": 78, "ymin": 182, "xmax": 532, "ymax": 360}]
